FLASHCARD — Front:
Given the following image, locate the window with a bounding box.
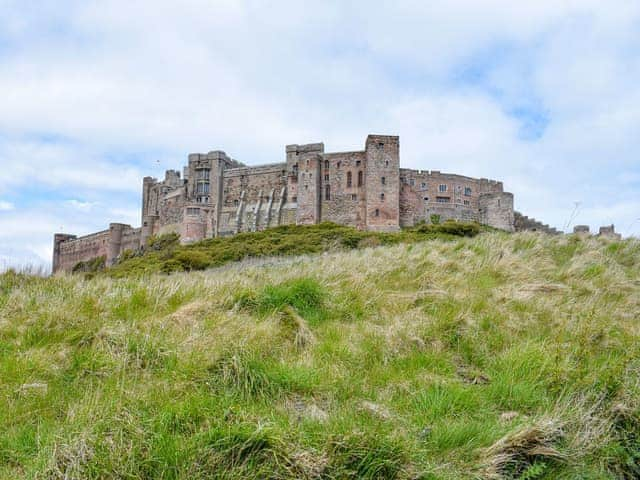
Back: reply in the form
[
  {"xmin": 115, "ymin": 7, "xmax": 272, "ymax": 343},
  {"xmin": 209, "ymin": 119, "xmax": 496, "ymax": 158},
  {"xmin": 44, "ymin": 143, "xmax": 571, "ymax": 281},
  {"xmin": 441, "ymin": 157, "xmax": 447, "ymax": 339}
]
[
  {"xmin": 325, "ymin": 185, "xmax": 331, "ymax": 200},
  {"xmin": 187, "ymin": 207, "xmax": 200, "ymax": 216},
  {"xmin": 375, "ymin": 208, "xmax": 380, "ymax": 217},
  {"xmin": 324, "ymin": 174, "xmax": 329, "ymax": 181},
  {"xmin": 463, "ymin": 200, "xmax": 470, "ymax": 206},
  {"xmin": 337, "ymin": 161, "xmax": 341, "ymax": 168},
  {"xmin": 351, "ymin": 194, "xmax": 357, "ymax": 201},
  {"xmin": 424, "ymin": 197, "xmax": 429, "ymax": 201},
  {"xmin": 421, "ymin": 182, "xmax": 426, "ymax": 189},
  {"xmin": 196, "ymin": 168, "xmax": 210, "ymax": 180},
  {"xmin": 385, "ymin": 160, "xmax": 389, "ymax": 167},
  {"xmin": 356, "ymin": 160, "xmax": 361, "ymax": 166},
  {"xmin": 377, "ymin": 142, "xmax": 384, "ymax": 149},
  {"xmin": 464, "ymin": 187, "xmax": 472, "ymax": 196},
  {"xmin": 439, "ymin": 184, "xmax": 447, "ymax": 192},
  {"xmin": 410, "ymin": 178, "xmax": 415, "ymax": 186},
  {"xmin": 292, "ymin": 196, "xmax": 297, "ymax": 202},
  {"xmin": 380, "ymin": 193, "xmax": 385, "ymax": 201},
  {"xmin": 358, "ymin": 171, "xmax": 363, "ymax": 187},
  {"xmin": 196, "ymin": 182, "xmax": 210, "ymax": 194},
  {"xmin": 233, "ymin": 199, "xmax": 239, "ymax": 207},
  {"xmin": 347, "ymin": 171, "xmax": 352, "ymax": 187},
  {"xmin": 381, "ymin": 176, "xmax": 386, "ymax": 185},
  {"xmin": 436, "ymin": 196, "xmax": 450, "ymax": 203},
  {"xmin": 324, "ymin": 160, "xmax": 329, "ymax": 169}
]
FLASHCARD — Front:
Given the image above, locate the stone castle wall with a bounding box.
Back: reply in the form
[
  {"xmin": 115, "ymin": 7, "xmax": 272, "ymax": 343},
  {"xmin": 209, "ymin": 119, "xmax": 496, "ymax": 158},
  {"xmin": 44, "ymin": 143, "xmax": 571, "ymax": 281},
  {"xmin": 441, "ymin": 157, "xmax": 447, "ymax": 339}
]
[
  {"xmin": 53, "ymin": 134, "xmax": 525, "ymax": 273},
  {"xmin": 53, "ymin": 223, "xmax": 141, "ymax": 273}
]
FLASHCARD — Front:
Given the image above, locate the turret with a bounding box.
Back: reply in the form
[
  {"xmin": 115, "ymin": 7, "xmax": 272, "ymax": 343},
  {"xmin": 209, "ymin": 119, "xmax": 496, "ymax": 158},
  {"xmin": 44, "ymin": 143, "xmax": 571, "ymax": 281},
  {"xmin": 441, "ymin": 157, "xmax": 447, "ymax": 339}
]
[
  {"xmin": 52, "ymin": 233, "xmax": 76, "ymax": 274},
  {"xmin": 365, "ymin": 135, "xmax": 400, "ymax": 232}
]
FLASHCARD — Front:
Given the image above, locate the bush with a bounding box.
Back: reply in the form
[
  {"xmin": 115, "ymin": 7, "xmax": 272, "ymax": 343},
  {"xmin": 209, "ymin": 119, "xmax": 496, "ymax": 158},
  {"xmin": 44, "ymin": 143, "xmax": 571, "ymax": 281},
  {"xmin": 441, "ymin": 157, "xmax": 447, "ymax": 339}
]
[
  {"xmin": 174, "ymin": 250, "xmax": 210, "ymax": 271},
  {"xmin": 146, "ymin": 232, "xmax": 180, "ymax": 251},
  {"xmin": 72, "ymin": 255, "xmax": 106, "ymax": 273}
]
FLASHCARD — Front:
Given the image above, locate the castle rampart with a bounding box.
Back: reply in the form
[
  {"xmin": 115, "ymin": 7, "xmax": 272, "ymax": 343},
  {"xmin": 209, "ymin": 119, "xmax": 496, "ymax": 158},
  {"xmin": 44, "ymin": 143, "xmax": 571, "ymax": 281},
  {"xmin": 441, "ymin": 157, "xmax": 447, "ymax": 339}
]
[{"xmin": 52, "ymin": 134, "xmax": 540, "ymax": 273}]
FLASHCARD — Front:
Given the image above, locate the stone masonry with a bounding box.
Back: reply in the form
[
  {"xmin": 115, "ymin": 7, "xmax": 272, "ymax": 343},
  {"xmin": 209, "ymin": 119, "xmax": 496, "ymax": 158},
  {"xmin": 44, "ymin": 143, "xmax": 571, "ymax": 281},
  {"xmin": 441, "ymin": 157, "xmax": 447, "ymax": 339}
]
[{"xmin": 53, "ymin": 134, "xmax": 531, "ymax": 273}]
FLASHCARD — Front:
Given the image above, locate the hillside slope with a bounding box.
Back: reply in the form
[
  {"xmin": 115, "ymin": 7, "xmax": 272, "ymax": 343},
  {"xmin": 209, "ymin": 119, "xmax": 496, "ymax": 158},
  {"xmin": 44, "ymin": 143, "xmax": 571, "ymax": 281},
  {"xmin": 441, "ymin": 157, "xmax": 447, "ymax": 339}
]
[{"xmin": 1, "ymin": 232, "xmax": 639, "ymax": 479}]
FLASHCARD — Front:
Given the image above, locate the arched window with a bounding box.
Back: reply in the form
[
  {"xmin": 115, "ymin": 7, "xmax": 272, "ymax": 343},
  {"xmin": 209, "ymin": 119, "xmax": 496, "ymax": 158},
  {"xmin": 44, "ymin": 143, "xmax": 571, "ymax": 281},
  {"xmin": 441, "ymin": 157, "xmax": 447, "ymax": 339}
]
[
  {"xmin": 375, "ymin": 209, "xmax": 380, "ymax": 217},
  {"xmin": 325, "ymin": 185, "xmax": 331, "ymax": 200},
  {"xmin": 347, "ymin": 171, "xmax": 352, "ymax": 187},
  {"xmin": 380, "ymin": 193, "xmax": 385, "ymax": 201},
  {"xmin": 357, "ymin": 171, "xmax": 363, "ymax": 187},
  {"xmin": 324, "ymin": 160, "xmax": 329, "ymax": 169}
]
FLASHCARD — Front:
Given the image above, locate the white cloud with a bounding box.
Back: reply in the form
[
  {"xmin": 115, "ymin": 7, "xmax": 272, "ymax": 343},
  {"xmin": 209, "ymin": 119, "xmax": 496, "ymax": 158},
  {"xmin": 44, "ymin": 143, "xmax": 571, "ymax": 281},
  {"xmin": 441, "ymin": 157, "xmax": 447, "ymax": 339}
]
[{"xmin": 0, "ymin": 201, "xmax": 14, "ymax": 211}]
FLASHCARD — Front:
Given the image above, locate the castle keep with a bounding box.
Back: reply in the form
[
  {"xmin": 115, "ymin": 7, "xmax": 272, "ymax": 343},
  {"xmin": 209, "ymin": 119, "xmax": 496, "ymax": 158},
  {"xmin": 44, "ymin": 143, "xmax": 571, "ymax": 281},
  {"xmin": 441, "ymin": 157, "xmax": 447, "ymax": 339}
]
[{"xmin": 53, "ymin": 134, "xmax": 518, "ymax": 273}]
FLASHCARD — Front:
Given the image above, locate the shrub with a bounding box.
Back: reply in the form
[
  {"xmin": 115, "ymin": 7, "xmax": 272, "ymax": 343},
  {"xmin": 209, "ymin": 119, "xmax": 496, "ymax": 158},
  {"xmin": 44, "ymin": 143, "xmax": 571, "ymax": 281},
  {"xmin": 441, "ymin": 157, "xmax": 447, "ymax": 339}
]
[
  {"xmin": 146, "ymin": 232, "xmax": 180, "ymax": 251},
  {"xmin": 72, "ymin": 255, "xmax": 106, "ymax": 273},
  {"xmin": 174, "ymin": 250, "xmax": 210, "ymax": 271},
  {"xmin": 430, "ymin": 214, "xmax": 441, "ymax": 225}
]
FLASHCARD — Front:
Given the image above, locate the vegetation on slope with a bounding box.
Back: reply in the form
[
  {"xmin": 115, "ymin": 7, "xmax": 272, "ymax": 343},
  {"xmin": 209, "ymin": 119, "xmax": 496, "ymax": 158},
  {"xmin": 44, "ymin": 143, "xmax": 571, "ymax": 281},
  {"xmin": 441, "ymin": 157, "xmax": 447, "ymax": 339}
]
[
  {"xmin": 1, "ymin": 232, "xmax": 640, "ymax": 479},
  {"xmin": 104, "ymin": 221, "xmax": 481, "ymax": 277}
]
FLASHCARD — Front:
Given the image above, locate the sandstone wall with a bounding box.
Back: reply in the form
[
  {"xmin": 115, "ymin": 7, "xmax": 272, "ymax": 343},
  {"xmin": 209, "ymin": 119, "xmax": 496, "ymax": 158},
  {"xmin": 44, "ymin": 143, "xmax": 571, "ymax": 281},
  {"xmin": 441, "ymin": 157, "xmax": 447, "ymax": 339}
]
[
  {"xmin": 219, "ymin": 163, "xmax": 289, "ymax": 235},
  {"xmin": 398, "ymin": 170, "xmax": 502, "ymax": 226},
  {"xmin": 52, "ymin": 223, "xmax": 141, "ymax": 273},
  {"xmin": 320, "ymin": 151, "xmax": 367, "ymax": 228},
  {"xmin": 514, "ymin": 212, "xmax": 561, "ymax": 234}
]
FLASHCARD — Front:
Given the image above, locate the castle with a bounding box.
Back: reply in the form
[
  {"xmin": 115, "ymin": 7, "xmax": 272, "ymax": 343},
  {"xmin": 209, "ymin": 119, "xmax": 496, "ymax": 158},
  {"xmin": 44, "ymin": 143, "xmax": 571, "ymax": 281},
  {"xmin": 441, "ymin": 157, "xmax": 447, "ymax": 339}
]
[{"xmin": 52, "ymin": 134, "xmax": 539, "ymax": 273}]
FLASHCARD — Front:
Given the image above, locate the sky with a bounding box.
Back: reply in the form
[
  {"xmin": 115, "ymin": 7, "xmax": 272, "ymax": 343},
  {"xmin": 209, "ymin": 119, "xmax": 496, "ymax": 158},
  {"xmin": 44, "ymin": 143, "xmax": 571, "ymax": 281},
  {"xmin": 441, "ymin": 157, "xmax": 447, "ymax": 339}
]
[{"xmin": 1, "ymin": 0, "xmax": 639, "ymax": 270}]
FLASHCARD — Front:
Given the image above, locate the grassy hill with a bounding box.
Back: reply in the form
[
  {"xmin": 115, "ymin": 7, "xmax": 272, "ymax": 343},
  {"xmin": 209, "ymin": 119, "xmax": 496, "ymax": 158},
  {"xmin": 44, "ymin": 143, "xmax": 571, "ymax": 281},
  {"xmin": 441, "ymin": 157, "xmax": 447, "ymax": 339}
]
[{"xmin": 1, "ymin": 229, "xmax": 639, "ymax": 479}]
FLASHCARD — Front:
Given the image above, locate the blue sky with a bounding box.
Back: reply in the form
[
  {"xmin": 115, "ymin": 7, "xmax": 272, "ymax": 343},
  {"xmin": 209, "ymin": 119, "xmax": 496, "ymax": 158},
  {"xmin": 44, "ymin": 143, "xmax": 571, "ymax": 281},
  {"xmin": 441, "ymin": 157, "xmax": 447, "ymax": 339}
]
[{"xmin": 1, "ymin": 0, "xmax": 639, "ymax": 269}]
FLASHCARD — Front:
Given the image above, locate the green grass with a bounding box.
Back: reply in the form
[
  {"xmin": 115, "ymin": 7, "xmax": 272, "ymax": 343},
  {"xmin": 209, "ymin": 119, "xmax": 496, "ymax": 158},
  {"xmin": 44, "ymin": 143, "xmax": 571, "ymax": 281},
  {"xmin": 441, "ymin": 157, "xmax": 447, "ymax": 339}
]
[{"xmin": 0, "ymin": 231, "xmax": 639, "ymax": 478}]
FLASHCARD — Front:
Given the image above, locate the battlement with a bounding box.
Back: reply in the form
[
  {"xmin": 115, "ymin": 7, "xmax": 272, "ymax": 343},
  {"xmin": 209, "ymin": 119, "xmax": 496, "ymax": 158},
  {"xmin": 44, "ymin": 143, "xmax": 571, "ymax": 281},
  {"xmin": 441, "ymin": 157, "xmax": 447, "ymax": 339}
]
[{"xmin": 286, "ymin": 143, "xmax": 324, "ymax": 154}]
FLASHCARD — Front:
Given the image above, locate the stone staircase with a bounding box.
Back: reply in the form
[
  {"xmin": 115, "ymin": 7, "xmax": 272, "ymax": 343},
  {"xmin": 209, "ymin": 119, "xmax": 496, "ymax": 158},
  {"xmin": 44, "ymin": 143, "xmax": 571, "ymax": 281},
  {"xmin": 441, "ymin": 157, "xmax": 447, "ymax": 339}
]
[{"xmin": 514, "ymin": 211, "xmax": 562, "ymax": 235}]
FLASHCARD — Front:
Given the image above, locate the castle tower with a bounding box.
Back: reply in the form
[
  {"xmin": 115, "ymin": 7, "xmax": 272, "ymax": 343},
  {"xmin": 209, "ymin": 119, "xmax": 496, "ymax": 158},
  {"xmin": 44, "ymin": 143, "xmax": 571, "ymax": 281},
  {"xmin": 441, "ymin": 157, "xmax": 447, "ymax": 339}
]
[
  {"xmin": 479, "ymin": 192, "xmax": 514, "ymax": 232},
  {"xmin": 52, "ymin": 233, "xmax": 76, "ymax": 273},
  {"xmin": 107, "ymin": 223, "xmax": 126, "ymax": 266},
  {"xmin": 365, "ymin": 135, "xmax": 400, "ymax": 231},
  {"xmin": 287, "ymin": 143, "xmax": 324, "ymax": 225}
]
